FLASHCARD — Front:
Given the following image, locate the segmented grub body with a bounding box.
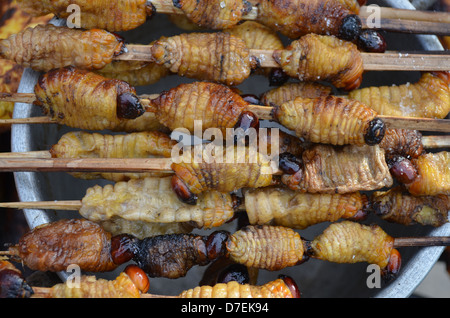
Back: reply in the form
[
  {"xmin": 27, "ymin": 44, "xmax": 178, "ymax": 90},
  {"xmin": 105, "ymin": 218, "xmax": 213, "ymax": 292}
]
[
  {"xmin": 281, "ymin": 144, "xmax": 393, "ymax": 194},
  {"xmin": 149, "ymin": 81, "xmax": 249, "ymax": 134},
  {"xmin": 310, "ymin": 221, "xmax": 395, "ymax": 269},
  {"xmin": 171, "ymin": 146, "xmax": 274, "ymax": 195},
  {"xmin": 8, "ymin": 219, "xmax": 117, "ymax": 273},
  {"xmin": 96, "ymin": 59, "xmax": 171, "ymax": 87},
  {"xmin": 150, "ymin": 32, "xmax": 254, "ymax": 86},
  {"xmin": 256, "ymin": 0, "xmax": 356, "ymax": 39},
  {"xmin": 34, "ymin": 67, "xmax": 143, "ymax": 131},
  {"xmin": 132, "ymin": 233, "xmax": 210, "ymax": 278},
  {"xmin": 0, "ymin": 24, "xmax": 125, "ymax": 71},
  {"xmin": 243, "ymin": 187, "xmax": 369, "ymax": 229},
  {"xmin": 348, "ymin": 72, "xmax": 450, "ymax": 119},
  {"xmin": 49, "ymin": 272, "xmax": 141, "ymax": 298},
  {"xmin": 80, "ymin": 177, "xmax": 236, "ymax": 230},
  {"xmin": 274, "ymin": 96, "xmax": 379, "ymax": 146},
  {"xmin": 371, "ymin": 187, "xmax": 450, "ymax": 227},
  {"xmin": 378, "ymin": 128, "xmax": 423, "ymax": 159},
  {"xmin": 260, "ymin": 82, "xmax": 332, "ymax": 107},
  {"xmin": 406, "ymin": 151, "xmax": 450, "ymax": 196},
  {"xmin": 50, "ymin": 131, "xmax": 175, "ymax": 182},
  {"xmin": 226, "ymin": 225, "xmax": 306, "ymax": 271},
  {"xmin": 174, "ymin": 0, "xmax": 251, "ymax": 29},
  {"xmin": 16, "ymin": 0, "xmax": 153, "ymax": 31},
  {"xmin": 273, "ymin": 34, "xmax": 364, "ymax": 90},
  {"xmin": 178, "ymin": 278, "xmax": 296, "ymax": 298},
  {"xmin": 226, "ymin": 21, "xmax": 284, "ymax": 76}
]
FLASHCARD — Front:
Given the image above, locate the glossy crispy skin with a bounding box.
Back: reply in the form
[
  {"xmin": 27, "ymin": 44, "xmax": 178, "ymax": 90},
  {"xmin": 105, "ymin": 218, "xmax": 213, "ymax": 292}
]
[
  {"xmin": 226, "ymin": 225, "xmax": 305, "ymax": 271},
  {"xmin": 50, "ymin": 131, "xmax": 175, "ymax": 181},
  {"xmin": 150, "ymin": 32, "xmax": 253, "ymax": 86},
  {"xmin": 274, "ymin": 96, "xmax": 378, "ymax": 146},
  {"xmin": 179, "ymin": 279, "xmax": 295, "ymax": 298},
  {"xmin": 49, "ymin": 273, "xmax": 140, "ymax": 298},
  {"xmin": 226, "ymin": 21, "xmax": 283, "ymax": 51},
  {"xmin": 80, "ymin": 177, "xmax": 235, "ymax": 229},
  {"xmin": 174, "ymin": 0, "xmax": 249, "ymax": 29},
  {"xmin": 16, "ymin": 0, "xmax": 152, "ymax": 31},
  {"xmin": 311, "ymin": 221, "xmax": 395, "ymax": 269},
  {"xmin": 244, "ymin": 187, "xmax": 368, "ymax": 229},
  {"xmin": 96, "ymin": 60, "xmax": 170, "ymax": 87},
  {"xmin": 256, "ymin": 0, "xmax": 354, "ymax": 39},
  {"xmin": 0, "ymin": 2, "xmax": 52, "ymax": 129},
  {"xmin": 260, "ymin": 82, "xmax": 332, "ymax": 107},
  {"xmin": 378, "ymin": 128, "xmax": 423, "ymax": 159},
  {"xmin": 406, "ymin": 151, "xmax": 450, "ymax": 196},
  {"xmin": 34, "ymin": 67, "xmax": 138, "ymax": 130},
  {"xmin": 371, "ymin": 187, "xmax": 450, "ymax": 227},
  {"xmin": 149, "ymin": 81, "xmax": 249, "ymax": 134},
  {"xmin": 133, "ymin": 233, "xmax": 209, "ymax": 278},
  {"xmin": 348, "ymin": 72, "xmax": 450, "ymax": 118},
  {"xmin": 273, "ymin": 34, "xmax": 363, "ymax": 90},
  {"xmin": 0, "ymin": 24, "xmax": 125, "ymax": 71},
  {"xmin": 172, "ymin": 146, "xmax": 274, "ymax": 194},
  {"xmin": 226, "ymin": 21, "xmax": 284, "ymax": 76},
  {"xmin": 8, "ymin": 219, "xmax": 117, "ymax": 272},
  {"xmin": 282, "ymin": 144, "xmax": 393, "ymax": 193}
]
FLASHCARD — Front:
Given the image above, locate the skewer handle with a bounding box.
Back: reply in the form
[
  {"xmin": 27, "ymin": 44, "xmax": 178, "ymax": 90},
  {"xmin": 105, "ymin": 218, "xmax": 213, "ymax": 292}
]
[
  {"xmin": 31, "ymin": 286, "xmax": 176, "ymax": 298},
  {"xmin": 0, "ymin": 200, "xmax": 82, "ymax": 211},
  {"xmin": 0, "ymin": 158, "xmax": 174, "ymax": 173},
  {"xmin": 359, "ymin": 6, "xmax": 450, "ymax": 24},
  {"xmin": 421, "ymin": 135, "xmax": 450, "ymax": 149},
  {"xmin": 394, "ymin": 236, "xmax": 450, "ymax": 248},
  {"xmin": 380, "ymin": 116, "xmax": 450, "ymax": 132}
]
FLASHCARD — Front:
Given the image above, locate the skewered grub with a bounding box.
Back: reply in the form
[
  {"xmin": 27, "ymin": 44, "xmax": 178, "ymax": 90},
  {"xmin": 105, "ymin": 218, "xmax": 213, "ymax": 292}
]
[
  {"xmin": 34, "ymin": 67, "xmax": 145, "ymax": 131},
  {"xmin": 273, "ymin": 95, "xmax": 385, "ymax": 146},
  {"xmin": 50, "ymin": 130, "xmax": 175, "ymax": 182},
  {"xmin": 371, "ymin": 187, "xmax": 450, "ymax": 227},
  {"xmin": 273, "ymin": 34, "xmax": 364, "ymax": 91},
  {"xmin": 15, "ymin": 0, "xmax": 153, "ymax": 32},
  {"xmin": 0, "ymin": 24, "xmax": 126, "ymax": 71},
  {"xmin": 280, "ymin": 144, "xmax": 393, "ymax": 194}
]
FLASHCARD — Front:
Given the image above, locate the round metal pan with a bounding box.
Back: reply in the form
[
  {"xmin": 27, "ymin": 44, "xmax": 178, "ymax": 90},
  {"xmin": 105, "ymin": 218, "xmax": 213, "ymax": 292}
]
[{"xmin": 11, "ymin": 0, "xmax": 449, "ymax": 298}]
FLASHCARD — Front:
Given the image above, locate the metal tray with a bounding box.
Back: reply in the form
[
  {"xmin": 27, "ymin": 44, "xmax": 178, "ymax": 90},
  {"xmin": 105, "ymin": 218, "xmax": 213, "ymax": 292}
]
[{"xmin": 11, "ymin": 0, "xmax": 450, "ymax": 298}]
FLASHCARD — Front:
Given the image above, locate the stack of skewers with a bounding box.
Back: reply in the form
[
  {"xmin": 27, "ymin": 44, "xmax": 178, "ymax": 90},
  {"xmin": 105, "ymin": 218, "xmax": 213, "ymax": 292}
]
[{"xmin": 0, "ymin": 0, "xmax": 449, "ymax": 299}]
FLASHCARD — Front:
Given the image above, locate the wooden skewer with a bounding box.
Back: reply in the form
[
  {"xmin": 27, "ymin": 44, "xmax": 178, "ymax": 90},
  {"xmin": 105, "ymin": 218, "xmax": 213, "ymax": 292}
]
[
  {"xmin": 150, "ymin": 1, "xmax": 450, "ymax": 35},
  {"xmin": 0, "ymin": 200, "xmax": 447, "ymax": 248},
  {"xmin": 118, "ymin": 46, "xmax": 450, "ymax": 71},
  {"xmin": 2, "ymin": 92, "xmax": 450, "ymax": 133},
  {"xmin": 0, "ymin": 157, "xmax": 176, "ymax": 173},
  {"xmin": 0, "ymin": 130, "xmax": 448, "ymax": 163},
  {"xmin": 31, "ymin": 286, "xmax": 175, "ymax": 298},
  {"xmin": 358, "ymin": 6, "xmax": 450, "ymax": 24}
]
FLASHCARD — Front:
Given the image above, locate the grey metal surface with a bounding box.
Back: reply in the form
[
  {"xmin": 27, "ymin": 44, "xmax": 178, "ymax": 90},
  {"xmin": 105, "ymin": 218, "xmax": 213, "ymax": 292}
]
[{"xmin": 11, "ymin": 0, "xmax": 449, "ymax": 297}]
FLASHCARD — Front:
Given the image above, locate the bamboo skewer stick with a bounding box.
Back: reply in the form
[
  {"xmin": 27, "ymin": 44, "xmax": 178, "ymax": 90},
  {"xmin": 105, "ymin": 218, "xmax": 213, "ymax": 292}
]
[
  {"xmin": 30, "ymin": 286, "xmax": 176, "ymax": 298},
  {"xmin": 0, "ymin": 131, "xmax": 448, "ymax": 163},
  {"xmin": 0, "ymin": 157, "xmax": 176, "ymax": 173},
  {"xmin": 358, "ymin": 6, "xmax": 450, "ymax": 24},
  {"xmin": 2, "ymin": 92, "xmax": 450, "ymax": 133},
  {"xmin": 117, "ymin": 46, "xmax": 450, "ymax": 71}
]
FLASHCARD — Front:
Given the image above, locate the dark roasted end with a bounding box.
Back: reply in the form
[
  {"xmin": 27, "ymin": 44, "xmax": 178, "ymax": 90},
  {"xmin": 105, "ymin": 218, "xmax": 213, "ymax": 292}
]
[
  {"xmin": 364, "ymin": 118, "xmax": 386, "ymax": 146},
  {"xmin": 338, "ymin": 14, "xmax": 362, "ymax": 42}
]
